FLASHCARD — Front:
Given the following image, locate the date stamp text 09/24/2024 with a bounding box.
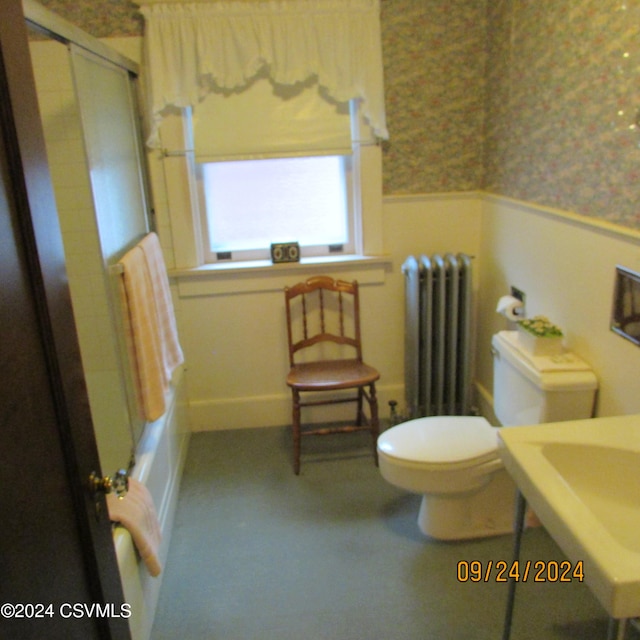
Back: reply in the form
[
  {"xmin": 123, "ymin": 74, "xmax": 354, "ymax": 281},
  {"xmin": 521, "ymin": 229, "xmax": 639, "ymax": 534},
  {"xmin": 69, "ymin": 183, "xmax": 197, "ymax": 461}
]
[{"xmin": 457, "ymin": 560, "xmax": 584, "ymax": 583}]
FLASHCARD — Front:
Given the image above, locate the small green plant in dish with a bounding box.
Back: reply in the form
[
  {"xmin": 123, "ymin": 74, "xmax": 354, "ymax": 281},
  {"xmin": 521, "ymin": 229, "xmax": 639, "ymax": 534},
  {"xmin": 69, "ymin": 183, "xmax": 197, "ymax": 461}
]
[{"xmin": 517, "ymin": 315, "xmax": 563, "ymax": 338}]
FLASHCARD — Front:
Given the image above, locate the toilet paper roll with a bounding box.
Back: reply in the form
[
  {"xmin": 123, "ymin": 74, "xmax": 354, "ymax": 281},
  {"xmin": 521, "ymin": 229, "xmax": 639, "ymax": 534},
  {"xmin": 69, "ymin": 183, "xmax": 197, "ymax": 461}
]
[{"xmin": 496, "ymin": 295, "xmax": 524, "ymax": 321}]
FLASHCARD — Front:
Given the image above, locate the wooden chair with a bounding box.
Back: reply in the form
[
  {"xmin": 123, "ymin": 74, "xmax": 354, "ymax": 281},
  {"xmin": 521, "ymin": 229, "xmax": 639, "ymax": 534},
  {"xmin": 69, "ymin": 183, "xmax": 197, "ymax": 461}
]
[{"xmin": 284, "ymin": 276, "xmax": 380, "ymax": 474}]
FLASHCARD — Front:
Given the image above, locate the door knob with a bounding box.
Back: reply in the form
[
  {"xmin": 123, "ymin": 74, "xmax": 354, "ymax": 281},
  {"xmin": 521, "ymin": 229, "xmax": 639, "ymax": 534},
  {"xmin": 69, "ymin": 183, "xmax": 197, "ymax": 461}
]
[
  {"xmin": 88, "ymin": 469, "xmax": 129, "ymax": 521},
  {"xmin": 89, "ymin": 468, "xmax": 129, "ymax": 498}
]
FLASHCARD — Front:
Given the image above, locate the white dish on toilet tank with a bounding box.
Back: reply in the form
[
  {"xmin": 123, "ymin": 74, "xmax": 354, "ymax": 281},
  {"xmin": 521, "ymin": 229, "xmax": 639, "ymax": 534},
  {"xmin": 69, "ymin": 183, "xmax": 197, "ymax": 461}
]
[{"xmin": 377, "ymin": 331, "xmax": 598, "ymax": 540}]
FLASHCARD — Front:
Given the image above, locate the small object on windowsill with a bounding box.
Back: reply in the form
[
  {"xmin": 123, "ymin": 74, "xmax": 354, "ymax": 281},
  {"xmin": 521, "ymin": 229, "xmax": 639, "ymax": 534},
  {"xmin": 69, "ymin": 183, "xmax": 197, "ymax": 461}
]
[
  {"xmin": 270, "ymin": 242, "xmax": 300, "ymax": 264},
  {"xmin": 517, "ymin": 316, "xmax": 564, "ymax": 356}
]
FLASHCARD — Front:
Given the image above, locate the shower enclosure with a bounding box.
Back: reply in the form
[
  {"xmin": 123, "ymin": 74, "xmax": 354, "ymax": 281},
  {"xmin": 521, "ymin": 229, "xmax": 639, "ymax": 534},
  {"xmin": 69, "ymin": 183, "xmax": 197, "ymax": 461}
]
[{"xmin": 25, "ymin": 0, "xmax": 150, "ymax": 477}]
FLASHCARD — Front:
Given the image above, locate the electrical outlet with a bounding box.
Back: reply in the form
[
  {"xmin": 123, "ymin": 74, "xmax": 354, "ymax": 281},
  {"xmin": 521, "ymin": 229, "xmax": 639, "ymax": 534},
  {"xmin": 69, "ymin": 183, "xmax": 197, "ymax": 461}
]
[
  {"xmin": 510, "ymin": 286, "xmax": 526, "ymax": 317},
  {"xmin": 510, "ymin": 286, "xmax": 526, "ymax": 303}
]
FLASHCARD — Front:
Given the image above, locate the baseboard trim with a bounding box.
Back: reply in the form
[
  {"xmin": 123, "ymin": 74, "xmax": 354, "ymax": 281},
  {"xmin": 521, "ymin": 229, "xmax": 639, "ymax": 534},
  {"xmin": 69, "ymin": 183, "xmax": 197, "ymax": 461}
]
[{"xmin": 188, "ymin": 383, "xmax": 404, "ymax": 431}]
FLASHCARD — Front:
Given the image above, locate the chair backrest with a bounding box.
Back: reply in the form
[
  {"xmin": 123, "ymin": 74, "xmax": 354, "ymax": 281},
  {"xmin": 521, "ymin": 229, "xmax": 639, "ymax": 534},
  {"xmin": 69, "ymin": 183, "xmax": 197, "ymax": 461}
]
[{"xmin": 285, "ymin": 276, "xmax": 363, "ymax": 367}]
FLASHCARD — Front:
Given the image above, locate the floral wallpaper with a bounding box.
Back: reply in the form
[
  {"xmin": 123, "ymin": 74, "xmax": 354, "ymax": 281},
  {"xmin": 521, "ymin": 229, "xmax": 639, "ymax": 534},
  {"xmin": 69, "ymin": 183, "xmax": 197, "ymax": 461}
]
[
  {"xmin": 484, "ymin": 0, "xmax": 640, "ymax": 229},
  {"xmin": 37, "ymin": 0, "xmax": 143, "ymax": 37},
  {"xmin": 380, "ymin": 0, "xmax": 487, "ymax": 194},
  {"xmin": 35, "ymin": 0, "xmax": 640, "ymax": 230}
]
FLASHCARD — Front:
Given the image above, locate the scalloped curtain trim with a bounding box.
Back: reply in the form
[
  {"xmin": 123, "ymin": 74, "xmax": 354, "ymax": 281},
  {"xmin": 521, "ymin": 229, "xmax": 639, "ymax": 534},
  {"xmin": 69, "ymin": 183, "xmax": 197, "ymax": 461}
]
[{"xmin": 140, "ymin": 0, "xmax": 388, "ymax": 147}]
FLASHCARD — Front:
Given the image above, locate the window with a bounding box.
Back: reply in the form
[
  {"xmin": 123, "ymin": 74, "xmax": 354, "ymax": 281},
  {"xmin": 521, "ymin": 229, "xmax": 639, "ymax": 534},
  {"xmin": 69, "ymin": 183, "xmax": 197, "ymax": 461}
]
[
  {"xmin": 190, "ymin": 82, "xmax": 365, "ymax": 264},
  {"xmin": 142, "ymin": 0, "xmax": 387, "ymax": 269},
  {"xmin": 197, "ymin": 154, "xmax": 355, "ymax": 262},
  {"xmin": 173, "ymin": 82, "xmax": 380, "ymax": 269}
]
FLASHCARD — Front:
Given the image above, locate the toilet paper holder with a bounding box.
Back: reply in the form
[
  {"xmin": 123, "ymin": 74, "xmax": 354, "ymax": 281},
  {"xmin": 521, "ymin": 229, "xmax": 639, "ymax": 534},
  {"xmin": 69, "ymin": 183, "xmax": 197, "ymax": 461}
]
[{"xmin": 496, "ymin": 294, "xmax": 525, "ymax": 321}]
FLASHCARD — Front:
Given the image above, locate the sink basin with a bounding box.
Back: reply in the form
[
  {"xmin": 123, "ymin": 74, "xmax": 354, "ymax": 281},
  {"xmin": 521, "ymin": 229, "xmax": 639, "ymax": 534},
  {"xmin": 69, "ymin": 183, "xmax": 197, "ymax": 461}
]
[
  {"xmin": 498, "ymin": 414, "xmax": 640, "ymax": 619},
  {"xmin": 542, "ymin": 442, "xmax": 640, "ymax": 554}
]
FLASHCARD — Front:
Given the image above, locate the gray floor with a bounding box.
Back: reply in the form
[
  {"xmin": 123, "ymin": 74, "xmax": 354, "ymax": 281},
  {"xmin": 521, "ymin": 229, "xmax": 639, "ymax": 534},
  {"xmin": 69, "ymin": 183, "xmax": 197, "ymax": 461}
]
[{"xmin": 152, "ymin": 426, "xmax": 624, "ymax": 639}]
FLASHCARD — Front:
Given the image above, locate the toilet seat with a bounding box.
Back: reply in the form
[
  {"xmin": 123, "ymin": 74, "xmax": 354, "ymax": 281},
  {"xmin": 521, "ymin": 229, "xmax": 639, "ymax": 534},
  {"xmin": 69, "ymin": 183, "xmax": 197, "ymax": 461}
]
[{"xmin": 377, "ymin": 416, "xmax": 499, "ymax": 470}]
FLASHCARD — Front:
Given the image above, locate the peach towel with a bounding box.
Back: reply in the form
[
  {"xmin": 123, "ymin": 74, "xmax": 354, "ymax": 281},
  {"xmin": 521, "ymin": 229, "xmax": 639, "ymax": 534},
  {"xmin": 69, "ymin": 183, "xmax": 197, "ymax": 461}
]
[
  {"xmin": 119, "ymin": 232, "xmax": 184, "ymax": 421},
  {"xmin": 107, "ymin": 478, "xmax": 162, "ymax": 577}
]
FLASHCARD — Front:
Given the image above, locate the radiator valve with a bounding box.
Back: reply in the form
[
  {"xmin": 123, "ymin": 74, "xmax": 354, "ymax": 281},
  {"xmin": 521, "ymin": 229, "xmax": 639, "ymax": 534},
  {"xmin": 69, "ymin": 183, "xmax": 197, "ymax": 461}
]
[{"xmin": 388, "ymin": 400, "xmax": 403, "ymax": 427}]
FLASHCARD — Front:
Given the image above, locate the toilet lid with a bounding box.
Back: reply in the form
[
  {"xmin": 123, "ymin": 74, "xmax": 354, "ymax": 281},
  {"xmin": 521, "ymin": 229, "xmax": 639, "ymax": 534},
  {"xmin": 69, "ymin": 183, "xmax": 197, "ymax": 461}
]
[{"xmin": 378, "ymin": 416, "xmax": 498, "ymax": 465}]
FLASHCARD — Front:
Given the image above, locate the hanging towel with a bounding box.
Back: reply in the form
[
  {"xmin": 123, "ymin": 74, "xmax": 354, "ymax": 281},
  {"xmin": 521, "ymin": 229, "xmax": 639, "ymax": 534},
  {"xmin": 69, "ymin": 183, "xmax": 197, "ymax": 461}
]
[
  {"xmin": 107, "ymin": 478, "xmax": 163, "ymax": 577},
  {"xmin": 119, "ymin": 232, "xmax": 184, "ymax": 421},
  {"xmin": 138, "ymin": 233, "xmax": 184, "ymax": 384},
  {"xmin": 116, "ymin": 274, "xmax": 145, "ymax": 420}
]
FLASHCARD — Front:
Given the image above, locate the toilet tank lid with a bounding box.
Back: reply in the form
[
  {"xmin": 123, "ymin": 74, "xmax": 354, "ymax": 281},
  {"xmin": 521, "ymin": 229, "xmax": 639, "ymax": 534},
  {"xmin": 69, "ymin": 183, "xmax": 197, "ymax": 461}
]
[
  {"xmin": 493, "ymin": 332, "xmax": 598, "ymax": 391},
  {"xmin": 378, "ymin": 416, "xmax": 498, "ymax": 464}
]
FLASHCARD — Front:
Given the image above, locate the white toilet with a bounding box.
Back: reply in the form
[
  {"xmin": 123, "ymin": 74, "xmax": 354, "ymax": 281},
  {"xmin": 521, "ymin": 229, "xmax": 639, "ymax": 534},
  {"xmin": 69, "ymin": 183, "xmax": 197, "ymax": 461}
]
[{"xmin": 377, "ymin": 331, "xmax": 598, "ymax": 540}]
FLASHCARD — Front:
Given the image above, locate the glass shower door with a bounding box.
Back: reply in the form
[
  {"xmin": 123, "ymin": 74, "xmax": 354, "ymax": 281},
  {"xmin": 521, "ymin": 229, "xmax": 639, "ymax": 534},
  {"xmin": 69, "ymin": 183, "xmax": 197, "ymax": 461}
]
[
  {"xmin": 69, "ymin": 44, "xmax": 151, "ymax": 470},
  {"xmin": 28, "ymin": 27, "xmax": 150, "ymax": 477}
]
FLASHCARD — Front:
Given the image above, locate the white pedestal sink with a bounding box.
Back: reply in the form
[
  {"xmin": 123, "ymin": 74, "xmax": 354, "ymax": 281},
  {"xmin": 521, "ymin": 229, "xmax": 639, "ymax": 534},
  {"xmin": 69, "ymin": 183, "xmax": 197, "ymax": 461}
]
[{"xmin": 498, "ymin": 414, "xmax": 640, "ymax": 629}]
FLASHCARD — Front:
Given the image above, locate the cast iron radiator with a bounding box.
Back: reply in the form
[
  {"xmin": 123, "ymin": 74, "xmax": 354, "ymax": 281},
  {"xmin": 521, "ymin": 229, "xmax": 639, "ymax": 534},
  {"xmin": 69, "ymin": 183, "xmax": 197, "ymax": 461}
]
[{"xmin": 402, "ymin": 253, "xmax": 473, "ymax": 419}]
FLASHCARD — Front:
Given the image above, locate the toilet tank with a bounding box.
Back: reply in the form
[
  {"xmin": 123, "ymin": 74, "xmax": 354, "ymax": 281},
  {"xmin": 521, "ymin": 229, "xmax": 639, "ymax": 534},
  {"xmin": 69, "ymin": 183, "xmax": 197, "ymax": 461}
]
[{"xmin": 491, "ymin": 331, "xmax": 597, "ymax": 426}]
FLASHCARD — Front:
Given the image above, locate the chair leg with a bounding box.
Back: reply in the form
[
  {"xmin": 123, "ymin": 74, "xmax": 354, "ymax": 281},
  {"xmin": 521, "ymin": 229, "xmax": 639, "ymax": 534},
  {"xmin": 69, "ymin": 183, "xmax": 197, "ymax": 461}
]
[
  {"xmin": 356, "ymin": 387, "xmax": 365, "ymax": 426},
  {"xmin": 369, "ymin": 382, "xmax": 379, "ymax": 466},
  {"xmin": 292, "ymin": 389, "xmax": 301, "ymax": 475}
]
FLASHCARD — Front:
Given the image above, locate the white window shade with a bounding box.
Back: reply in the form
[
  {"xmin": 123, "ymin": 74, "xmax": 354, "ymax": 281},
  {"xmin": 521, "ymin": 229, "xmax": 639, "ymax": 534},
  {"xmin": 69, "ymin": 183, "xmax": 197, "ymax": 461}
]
[{"xmin": 193, "ymin": 77, "xmax": 352, "ymax": 162}]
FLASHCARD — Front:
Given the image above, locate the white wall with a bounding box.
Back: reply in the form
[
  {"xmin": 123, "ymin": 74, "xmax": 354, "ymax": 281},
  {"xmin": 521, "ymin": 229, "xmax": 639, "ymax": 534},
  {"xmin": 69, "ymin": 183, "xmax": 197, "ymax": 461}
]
[
  {"xmin": 169, "ymin": 193, "xmax": 483, "ymax": 431},
  {"xmin": 476, "ymin": 196, "xmax": 640, "ymax": 419},
  {"xmin": 164, "ymin": 191, "xmax": 640, "ymax": 432}
]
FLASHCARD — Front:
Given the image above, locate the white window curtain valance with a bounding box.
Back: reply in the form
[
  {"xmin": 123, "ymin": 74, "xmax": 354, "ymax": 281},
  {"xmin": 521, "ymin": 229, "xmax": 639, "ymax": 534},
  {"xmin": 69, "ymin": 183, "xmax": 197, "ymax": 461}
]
[{"xmin": 139, "ymin": 0, "xmax": 389, "ymax": 148}]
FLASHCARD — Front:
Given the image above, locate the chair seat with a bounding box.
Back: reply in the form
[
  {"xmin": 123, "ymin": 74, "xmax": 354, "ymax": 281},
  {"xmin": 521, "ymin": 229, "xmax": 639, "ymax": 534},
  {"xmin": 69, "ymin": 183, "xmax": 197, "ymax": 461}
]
[{"xmin": 287, "ymin": 359, "xmax": 379, "ymax": 391}]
